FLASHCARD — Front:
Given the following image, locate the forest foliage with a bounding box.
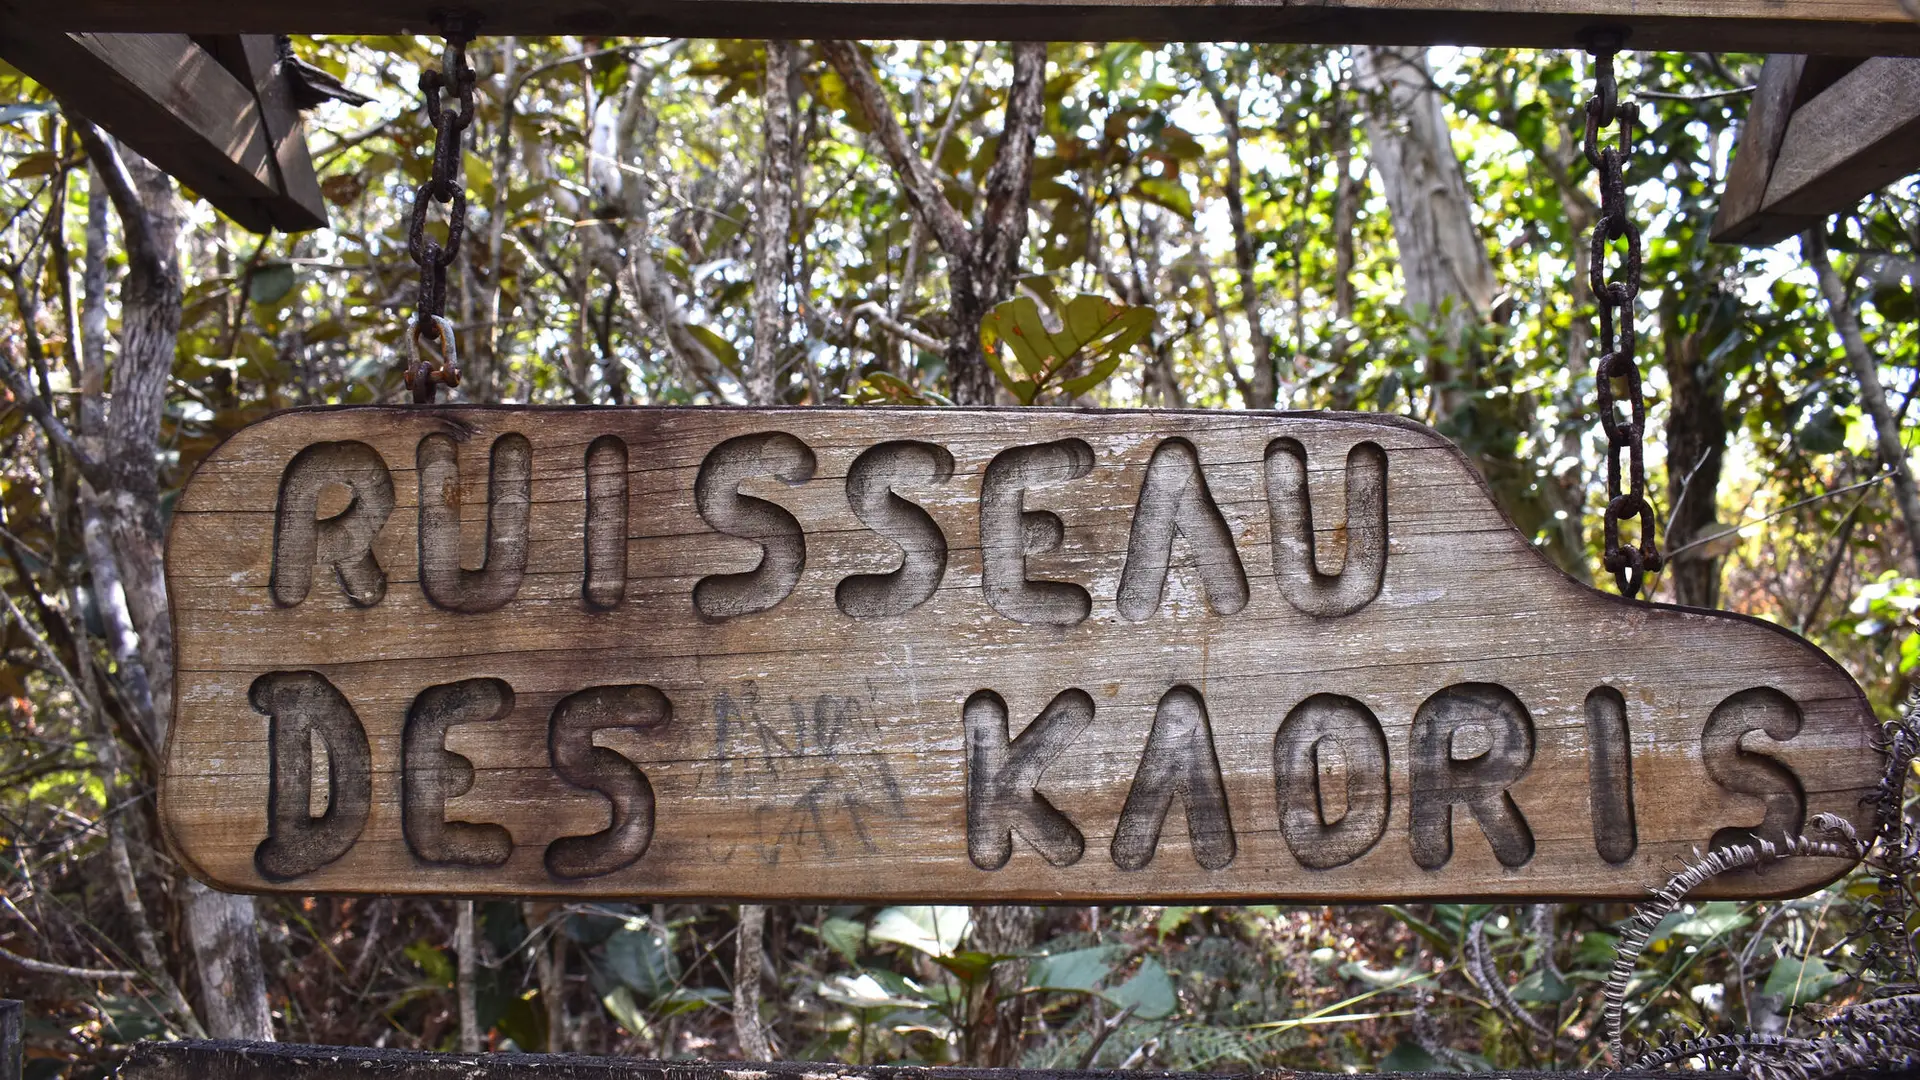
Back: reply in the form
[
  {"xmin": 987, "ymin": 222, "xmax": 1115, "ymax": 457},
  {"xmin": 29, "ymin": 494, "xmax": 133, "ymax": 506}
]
[{"xmin": 0, "ymin": 32, "xmax": 1918, "ymax": 1078}]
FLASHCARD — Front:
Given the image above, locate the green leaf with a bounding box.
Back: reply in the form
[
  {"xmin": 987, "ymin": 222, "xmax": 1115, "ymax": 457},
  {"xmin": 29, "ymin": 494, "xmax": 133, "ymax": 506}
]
[
  {"xmin": 1110, "ymin": 958, "xmax": 1176, "ymax": 1020},
  {"xmin": 686, "ymin": 325, "xmax": 740, "ymax": 375},
  {"xmin": 8, "ymin": 151, "xmax": 56, "ymax": 179},
  {"xmin": 933, "ymin": 949, "xmax": 1011, "ymax": 986},
  {"xmin": 867, "ymin": 905, "xmax": 971, "ymax": 958},
  {"xmin": 1379, "ymin": 1040, "xmax": 1440, "ymax": 1072},
  {"xmin": 600, "ymin": 985, "xmax": 654, "ymax": 1039},
  {"xmin": 1028, "ymin": 945, "xmax": 1122, "ymax": 991},
  {"xmin": 817, "ymin": 971, "xmax": 932, "ymax": 1010},
  {"xmin": 1763, "ymin": 954, "xmax": 1846, "ymax": 1009},
  {"xmin": 1132, "ymin": 175, "xmax": 1193, "ymax": 219},
  {"xmin": 249, "ymin": 262, "xmax": 297, "ymax": 306},
  {"xmin": 606, "ymin": 917, "xmax": 679, "ymax": 999},
  {"xmin": 1668, "ymin": 902, "xmax": 1750, "ymax": 940},
  {"xmin": 819, "ymin": 915, "xmax": 866, "ymax": 965},
  {"xmin": 1511, "ymin": 966, "xmax": 1572, "ymax": 1003},
  {"xmin": 979, "ymin": 286, "xmax": 1154, "ymax": 404},
  {"xmin": 404, "ymin": 939, "xmax": 453, "ymax": 986}
]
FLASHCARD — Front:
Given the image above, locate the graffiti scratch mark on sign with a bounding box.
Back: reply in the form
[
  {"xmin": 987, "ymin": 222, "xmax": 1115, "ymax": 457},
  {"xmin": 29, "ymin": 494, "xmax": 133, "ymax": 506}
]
[{"xmin": 162, "ymin": 407, "xmax": 1881, "ymax": 900}]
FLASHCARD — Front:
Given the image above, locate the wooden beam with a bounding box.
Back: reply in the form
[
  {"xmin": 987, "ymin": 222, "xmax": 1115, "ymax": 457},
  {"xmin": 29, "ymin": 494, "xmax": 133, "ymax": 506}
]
[
  {"xmin": 1761, "ymin": 57, "xmax": 1920, "ymax": 218},
  {"xmin": 1709, "ymin": 56, "xmax": 1811, "ymax": 246},
  {"xmin": 1713, "ymin": 56, "xmax": 1920, "ymax": 246},
  {"xmin": 2, "ymin": 0, "xmax": 1919, "ymax": 55},
  {"xmin": 0, "ymin": 30, "xmax": 327, "ymax": 233},
  {"xmin": 117, "ymin": 1040, "xmax": 1695, "ymax": 1079}
]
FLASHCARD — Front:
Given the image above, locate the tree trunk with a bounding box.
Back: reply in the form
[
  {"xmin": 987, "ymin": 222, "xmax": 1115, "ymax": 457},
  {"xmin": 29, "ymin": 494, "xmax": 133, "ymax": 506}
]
[
  {"xmin": 77, "ymin": 126, "xmax": 275, "ymax": 1043},
  {"xmin": 1327, "ymin": 89, "xmax": 1361, "ymax": 411},
  {"xmin": 822, "ymin": 41, "xmax": 1047, "ymax": 405},
  {"xmin": 1661, "ymin": 296, "xmax": 1728, "ymax": 608},
  {"xmin": 733, "ymin": 905, "xmax": 773, "ymax": 1059},
  {"xmin": 1354, "ymin": 45, "xmax": 1497, "ymax": 425},
  {"xmin": 751, "ymin": 43, "xmax": 797, "ymax": 407},
  {"xmin": 1202, "ymin": 70, "xmax": 1275, "ymax": 409},
  {"xmin": 969, "ymin": 905, "xmax": 1036, "ymax": 1066},
  {"xmin": 1804, "ymin": 229, "xmax": 1920, "ymax": 579}
]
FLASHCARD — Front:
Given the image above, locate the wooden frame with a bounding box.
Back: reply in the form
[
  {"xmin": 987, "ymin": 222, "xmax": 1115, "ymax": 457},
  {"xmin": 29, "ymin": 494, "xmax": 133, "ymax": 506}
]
[
  {"xmin": 4, "ymin": 0, "xmax": 1920, "ymax": 56},
  {"xmin": 1712, "ymin": 54, "xmax": 1920, "ymax": 246},
  {"xmin": 0, "ymin": 29, "xmax": 327, "ymax": 234},
  {"xmin": 117, "ymin": 1040, "xmax": 1689, "ymax": 1079}
]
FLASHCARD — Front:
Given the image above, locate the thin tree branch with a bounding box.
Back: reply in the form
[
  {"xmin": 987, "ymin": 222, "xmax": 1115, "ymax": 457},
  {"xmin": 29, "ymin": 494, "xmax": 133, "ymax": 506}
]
[{"xmin": 0, "ymin": 944, "xmax": 136, "ymax": 980}]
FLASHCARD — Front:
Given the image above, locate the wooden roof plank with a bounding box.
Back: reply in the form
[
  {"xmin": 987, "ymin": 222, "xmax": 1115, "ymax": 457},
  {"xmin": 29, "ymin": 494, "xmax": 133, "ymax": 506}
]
[
  {"xmin": 1709, "ymin": 54, "xmax": 1810, "ymax": 246},
  {"xmin": 0, "ymin": 30, "xmax": 327, "ymax": 233},
  {"xmin": 2, "ymin": 0, "xmax": 1920, "ymax": 55},
  {"xmin": 1759, "ymin": 57, "xmax": 1920, "ymax": 220}
]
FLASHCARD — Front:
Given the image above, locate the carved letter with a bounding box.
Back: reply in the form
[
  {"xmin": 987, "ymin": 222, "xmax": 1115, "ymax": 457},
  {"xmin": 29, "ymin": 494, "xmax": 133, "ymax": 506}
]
[
  {"xmin": 980, "ymin": 440, "xmax": 1094, "ymax": 625},
  {"xmin": 546, "ymin": 684, "xmax": 671, "ymax": 880},
  {"xmin": 1410, "ymin": 683, "xmax": 1535, "ymax": 870},
  {"xmin": 1585, "ymin": 686, "xmax": 1637, "ymax": 864},
  {"xmin": 837, "ymin": 441, "xmax": 954, "ymax": 618},
  {"xmin": 965, "ymin": 689, "xmax": 1096, "ymax": 869},
  {"xmin": 403, "ymin": 679, "xmax": 514, "ymax": 867},
  {"xmin": 1118, "ymin": 439, "xmax": 1249, "ymax": 621},
  {"xmin": 1112, "ymin": 686, "xmax": 1235, "ymax": 871},
  {"xmin": 584, "ymin": 436, "xmax": 629, "ymax": 610},
  {"xmin": 1266, "ymin": 439, "xmax": 1387, "ymax": 618},
  {"xmin": 1275, "ymin": 694, "xmax": 1390, "ymax": 870},
  {"xmin": 417, "ymin": 433, "xmax": 532, "ymax": 614},
  {"xmin": 251, "ymin": 671, "xmax": 372, "ymax": 881},
  {"xmin": 694, "ymin": 432, "xmax": 816, "ymax": 618},
  {"xmin": 1702, "ymin": 687, "xmax": 1807, "ymax": 852},
  {"xmin": 270, "ymin": 441, "xmax": 394, "ymax": 607}
]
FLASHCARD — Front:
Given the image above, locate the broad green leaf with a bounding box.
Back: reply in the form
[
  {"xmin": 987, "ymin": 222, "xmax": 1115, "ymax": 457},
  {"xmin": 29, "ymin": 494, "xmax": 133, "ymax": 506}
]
[
  {"xmin": 1110, "ymin": 958, "xmax": 1176, "ymax": 1020},
  {"xmin": 1668, "ymin": 902, "xmax": 1749, "ymax": 940},
  {"xmin": 1028, "ymin": 945, "xmax": 1122, "ymax": 991},
  {"xmin": 1511, "ymin": 966, "xmax": 1572, "ymax": 1003},
  {"xmin": 1763, "ymin": 955, "xmax": 1846, "ymax": 1009},
  {"xmin": 819, "ymin": 915, "xmax": 866, "ymax": 965},
  {"xmin": 686, "ymin": 324, "xmax": 740, "ymax": 374},
  {"xmin": 249, "ymin": 263, "xmax": 298, "ymax": 306},
  {"xmin": 606, "ymin": 917, "xmax": 679, "ymax": 999},
  {"xmin": 405, "ymin": 938, "xmax": 453, "ymax": 986},
  {"xmin": 817, "ymin": 971, "xmax": 932, "ymax": 1010},
  {"xmin": 867, "ymin": 905, "xmax": 971, "ymax": 958}
]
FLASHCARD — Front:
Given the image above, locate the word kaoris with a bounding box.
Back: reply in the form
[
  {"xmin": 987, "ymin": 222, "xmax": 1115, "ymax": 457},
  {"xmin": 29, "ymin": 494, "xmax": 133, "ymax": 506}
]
[
  {"xmin": 163, "ymin": 408, "xmax": 1882, "ymax": 900},
  {"xmin": 242, "ymin": 669, "xmax": 1819, "ymax": 888}
]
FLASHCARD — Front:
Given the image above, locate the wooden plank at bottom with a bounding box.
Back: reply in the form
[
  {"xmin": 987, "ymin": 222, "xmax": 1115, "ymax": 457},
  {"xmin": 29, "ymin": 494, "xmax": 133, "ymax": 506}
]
[
  {"xmin": 116, "ymin": 1041, "xmax": 1704, "ymax": 1080},
  {"xmin": 160, "ymin": 407, "xmax": 1883, "ymax": 905}
]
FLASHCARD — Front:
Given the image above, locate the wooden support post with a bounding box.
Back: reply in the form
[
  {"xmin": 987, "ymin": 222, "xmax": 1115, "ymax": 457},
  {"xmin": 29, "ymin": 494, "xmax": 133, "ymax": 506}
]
[
  {"xmin": 0, "ymin": 29, "xmax": 327, "ymax": 234},
  {"xmin": 1713, "ymin": 55, "xmax": 1920, "ymax": 246}
]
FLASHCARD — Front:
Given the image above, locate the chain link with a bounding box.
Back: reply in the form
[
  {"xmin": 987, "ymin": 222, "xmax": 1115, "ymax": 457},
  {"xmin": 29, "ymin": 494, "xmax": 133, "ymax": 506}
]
[
  {"xmin": 1583, "ymin": 40, "xmax": 1661, "ymax": 598},
  {"xmin": 403, "ymin": 21, "xmax": 478, "ymax": 404}
]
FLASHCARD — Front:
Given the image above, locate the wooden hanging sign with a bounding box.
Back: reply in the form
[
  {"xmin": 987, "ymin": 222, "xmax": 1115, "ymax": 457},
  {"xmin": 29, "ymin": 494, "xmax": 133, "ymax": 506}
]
[{"xmin": 163, "ymin": 406, "xmax": 1882, "ymax": 902}]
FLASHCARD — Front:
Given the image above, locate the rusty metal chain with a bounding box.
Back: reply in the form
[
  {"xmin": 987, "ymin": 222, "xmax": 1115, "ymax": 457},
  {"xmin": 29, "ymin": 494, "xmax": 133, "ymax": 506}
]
[
  {"xmin": 1583, "ymin": 39, "xmax": 1661, "ymax": 598},
  {"xmin": 404, "ymin": 21, "xmax": 478, "ymax": 404}
]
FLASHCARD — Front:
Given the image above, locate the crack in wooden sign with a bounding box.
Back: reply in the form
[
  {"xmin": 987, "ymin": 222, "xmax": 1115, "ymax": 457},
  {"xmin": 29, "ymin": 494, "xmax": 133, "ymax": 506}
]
[{"xmin": 163, "ymin": 407, "xmax": 1882, "ymax": 901}]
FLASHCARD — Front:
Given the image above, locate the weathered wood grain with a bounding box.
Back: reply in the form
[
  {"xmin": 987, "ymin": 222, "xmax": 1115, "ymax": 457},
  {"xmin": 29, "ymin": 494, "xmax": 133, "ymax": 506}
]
[
  {"xmin": 1759, "ymin": 57, "xmax": 1920, "ymax": 221},
  {"xmin": 6, "ymin": 0, "xmax": 1920, "ymax": 56},
  {"xmin": 162, "ymin": 406, "xmax": 1882, "ymax": 903},
  {"xmin": 114, "ymin": 1040, "xmax": 1711, "ymax": 1080}
]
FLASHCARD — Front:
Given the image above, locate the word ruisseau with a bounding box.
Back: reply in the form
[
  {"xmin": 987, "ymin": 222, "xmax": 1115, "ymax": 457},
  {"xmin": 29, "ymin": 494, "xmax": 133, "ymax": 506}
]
[{"xmin": 163, "ymin": 407, "xmax": 1882, "ymax": 902}]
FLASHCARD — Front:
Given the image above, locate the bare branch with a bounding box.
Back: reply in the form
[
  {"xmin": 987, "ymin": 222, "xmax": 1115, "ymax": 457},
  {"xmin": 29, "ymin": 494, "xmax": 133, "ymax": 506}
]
[
  {"xmin": 851, "ymin": 301, "xmax": 948, "ymax": 354},
  {"xmin": 0, "ymin": 944, "xmax": 136, "ymax": 981}
]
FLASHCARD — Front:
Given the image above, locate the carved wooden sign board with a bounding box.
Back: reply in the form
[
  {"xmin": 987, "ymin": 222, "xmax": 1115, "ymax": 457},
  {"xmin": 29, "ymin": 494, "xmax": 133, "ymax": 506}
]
[{"xmin": 163, "ymin": 407, "xmax": 1883, "ymax": 903}]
